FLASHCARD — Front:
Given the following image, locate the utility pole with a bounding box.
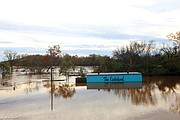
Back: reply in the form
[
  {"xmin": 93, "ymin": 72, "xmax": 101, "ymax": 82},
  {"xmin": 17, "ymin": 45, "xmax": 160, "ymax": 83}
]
[
  {"xmin": 50, "ymin": 56, "xmax": 53, "ymax": 111},
  {"xmin": 50, "ymin": 56, "xmax": 53, "ymax": 82}
]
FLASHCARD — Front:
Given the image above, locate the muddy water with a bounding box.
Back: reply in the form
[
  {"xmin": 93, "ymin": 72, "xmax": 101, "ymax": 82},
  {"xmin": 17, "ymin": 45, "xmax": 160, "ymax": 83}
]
[{"xmin": 0, "ymin": 72, "xmax": 180, "ymax": 120}]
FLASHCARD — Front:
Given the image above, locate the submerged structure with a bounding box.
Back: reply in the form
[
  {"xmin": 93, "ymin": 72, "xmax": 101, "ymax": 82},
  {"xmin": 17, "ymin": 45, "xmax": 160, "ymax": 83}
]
[
  {"xmin": 86, "ymin": 72, "xmax": 142, "ymax": 83},
  {"xmin": 87, "ymin": 82, "xmax": 142, "ymax": 89}
]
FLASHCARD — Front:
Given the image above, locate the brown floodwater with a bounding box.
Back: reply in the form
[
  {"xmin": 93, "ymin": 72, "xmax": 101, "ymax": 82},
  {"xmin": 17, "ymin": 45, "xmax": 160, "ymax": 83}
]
[{"xmin": 0, "ymin": 71, "xmax": 180, "ymax": 120}]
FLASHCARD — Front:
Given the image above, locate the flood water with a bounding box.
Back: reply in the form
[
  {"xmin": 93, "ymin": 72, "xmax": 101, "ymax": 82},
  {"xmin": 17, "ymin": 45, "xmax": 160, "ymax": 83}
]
[{"xmin": 0, "ymin": 71, "xmax": 180, "ymax": 120}]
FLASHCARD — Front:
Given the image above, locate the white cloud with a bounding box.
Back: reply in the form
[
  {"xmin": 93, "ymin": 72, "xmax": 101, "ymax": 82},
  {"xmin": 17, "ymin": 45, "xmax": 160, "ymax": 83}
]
[
  {"xmin": 0, "ymin": 0, "xmax": 178, "ymax": 26},
  {"xmin": 0, "ymin": 0, "xmax": 180, "ymax": 60},
  {"xmin": 0, "ymin": 30, "xmax": 130, "ymax": 51}
]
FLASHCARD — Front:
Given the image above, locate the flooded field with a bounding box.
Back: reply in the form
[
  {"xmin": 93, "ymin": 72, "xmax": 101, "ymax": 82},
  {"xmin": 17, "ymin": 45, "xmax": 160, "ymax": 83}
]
[{"xmin": 0, "ymin": 71, "xmax": 180, "ymax": 120}]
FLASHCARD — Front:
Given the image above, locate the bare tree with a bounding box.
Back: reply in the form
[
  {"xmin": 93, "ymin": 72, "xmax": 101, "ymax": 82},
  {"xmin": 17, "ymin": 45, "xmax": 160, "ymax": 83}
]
[
  {"xmin": 47, "ymin": 45, "xmax": 61, "ymax": 81},
  {"xmin": 47, "ymin": 45, "xmax": 61, "ymax": 58},
  {"xmin": 47, "ymin": 45, "xmax": 61, "ymax": 68},
  {"xmin": 167, "ymin": 31, "xmax": 180, "ymax": 54},
  {"xmin": 161, "ymin": 44, "xmax": 178, "ymax": 58},
  {"xmin": 3, "ymin": 50, "xmax": 18, "ymax": 72}
]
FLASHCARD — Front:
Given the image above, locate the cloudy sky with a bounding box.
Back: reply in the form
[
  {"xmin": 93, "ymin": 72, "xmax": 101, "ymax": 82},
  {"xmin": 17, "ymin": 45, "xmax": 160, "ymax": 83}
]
[{"xmin": 0, "ymin": 0, "xmax": 180, "ymax": 60}]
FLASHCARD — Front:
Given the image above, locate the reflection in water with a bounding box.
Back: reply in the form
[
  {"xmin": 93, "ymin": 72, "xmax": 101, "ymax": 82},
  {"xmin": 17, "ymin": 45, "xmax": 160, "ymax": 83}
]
[
  {"xmin": 56, "ymin": 84, "xmax": 76, "ymax": 98},
  {"xmin": 51, "ymin": 80, "xmax": 54, "ymax": 111},
  {"xmin": 151, "ymin": 76, "xmax": 180, "ymax": 115},
  {"xmin": 43, "ymin": 82, "xmax": 76, "ymax": 99},
  {"xmin": 43, "ymin": 81, "xmax": 76, "ymax": 110},
  {"xmin": 89, "ymin": 82, "xmax": 157, "ymax": 106},
  {"xmin": 1, "ymin": 73, "xmax": 180, "ymax": 116},
  {"xmin": 0, "ymin": 80, "xmax": 42, "ymax": 94},
  {"xmin": 170, "ymin": 95, "xmax": 180, "ymax": 114},
  {"xmin": 86, "ymin": 76, "xmax": 180, "ymax": 114},
  {"xmin": 24, "ymin": 81, "xmax": 40, "ymax": 94},
  {"xmin": 113, "ymin": 86, "xmax": 157, "ymax": 106},
  {"xmin": 125, "ymin": 77, "xmax": 180, "ymax": 114},
  {"xmin": 1, "ymin": 81, "xmax": 13, "ymax": 87}
]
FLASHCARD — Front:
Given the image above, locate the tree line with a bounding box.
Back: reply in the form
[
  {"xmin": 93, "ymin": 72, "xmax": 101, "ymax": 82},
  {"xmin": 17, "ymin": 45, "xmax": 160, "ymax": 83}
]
[{"xmin": 1, "ymin": 32, "xmax": 180, "ymax": 75}]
